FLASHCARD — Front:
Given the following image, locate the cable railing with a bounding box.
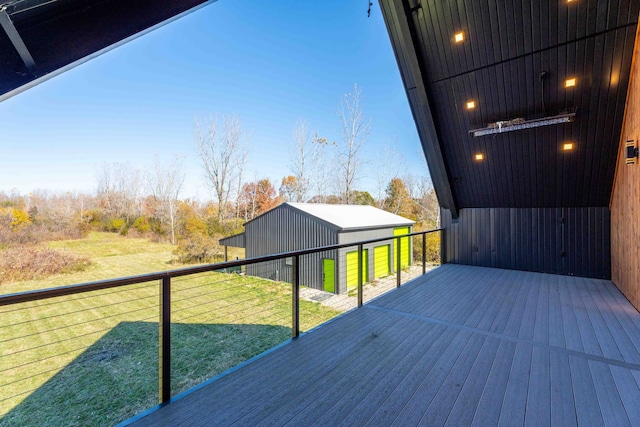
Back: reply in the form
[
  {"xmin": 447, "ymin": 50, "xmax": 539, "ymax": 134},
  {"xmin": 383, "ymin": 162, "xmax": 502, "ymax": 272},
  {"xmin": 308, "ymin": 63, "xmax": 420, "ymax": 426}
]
[{"xmin": 0, "ymin": 228, "xmax": 442, "ymax": 426}]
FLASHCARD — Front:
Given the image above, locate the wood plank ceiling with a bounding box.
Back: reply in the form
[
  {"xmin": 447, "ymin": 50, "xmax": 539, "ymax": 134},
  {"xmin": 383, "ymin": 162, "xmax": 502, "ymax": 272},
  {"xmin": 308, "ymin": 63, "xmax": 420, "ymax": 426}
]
[
  {"xmin": 0, "ymin": 0, "xmax": 214, "ymax": 101},
  {"xmin": 381, "ymin": 0, "xmax": 639, "ymax": 210}
]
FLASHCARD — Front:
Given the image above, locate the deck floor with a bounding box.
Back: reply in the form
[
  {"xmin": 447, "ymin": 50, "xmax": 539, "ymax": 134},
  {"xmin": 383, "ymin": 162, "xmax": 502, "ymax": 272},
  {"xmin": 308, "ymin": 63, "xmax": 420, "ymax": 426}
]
[{"xmin": 132, "ymin": 264, "xmax": 640, "ymax": 426}]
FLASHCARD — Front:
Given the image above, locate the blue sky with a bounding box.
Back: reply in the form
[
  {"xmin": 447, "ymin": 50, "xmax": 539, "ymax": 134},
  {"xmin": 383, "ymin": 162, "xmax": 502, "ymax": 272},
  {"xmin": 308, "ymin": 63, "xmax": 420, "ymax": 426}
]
[{"xmin": 0, "ymin": 0, "xmax": 428, "ymax": 200}]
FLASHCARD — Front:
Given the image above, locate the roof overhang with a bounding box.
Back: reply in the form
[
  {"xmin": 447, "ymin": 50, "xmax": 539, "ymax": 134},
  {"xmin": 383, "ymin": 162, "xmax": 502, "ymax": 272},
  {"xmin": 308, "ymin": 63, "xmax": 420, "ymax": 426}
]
[
  {"xmin": 0, "ymin": 0, "xmax": 216, "ymax": 102},
  {"xmin": 380, "ymin": 0, "xmax": 639, "ymax": 210}
]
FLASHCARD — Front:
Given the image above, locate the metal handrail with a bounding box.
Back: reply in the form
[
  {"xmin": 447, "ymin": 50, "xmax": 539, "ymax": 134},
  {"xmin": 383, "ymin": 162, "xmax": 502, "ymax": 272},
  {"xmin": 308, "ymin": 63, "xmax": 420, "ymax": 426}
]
[
  {"xmin": 0, "ymin": 228, "xmax": 443, "ymax": 306},
  {"xmin": 0, "ymin": 227, "xmax": 443, "ymax": 405}
]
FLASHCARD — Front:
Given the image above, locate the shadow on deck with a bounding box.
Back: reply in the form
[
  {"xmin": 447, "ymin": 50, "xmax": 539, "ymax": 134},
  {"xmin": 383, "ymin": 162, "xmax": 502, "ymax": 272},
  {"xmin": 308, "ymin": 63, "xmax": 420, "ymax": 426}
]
[{"xmin": 131, "ymin": 264, "xmax": 640, "ymax": 426}]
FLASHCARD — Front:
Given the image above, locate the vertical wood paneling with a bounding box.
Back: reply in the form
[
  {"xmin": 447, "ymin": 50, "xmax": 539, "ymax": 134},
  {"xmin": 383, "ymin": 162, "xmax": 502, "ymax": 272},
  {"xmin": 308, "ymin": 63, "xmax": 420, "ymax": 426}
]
[
  {"xmin": 441, "ymin": 207, "xmax": 611, "ymax": 279},
  {"xmin": 611, "ymin": 26, "xmax": 640, "ymax": 311},
  {"xmin": 401, "ymin": 1, "xmax": 638, "ymax": 209}
]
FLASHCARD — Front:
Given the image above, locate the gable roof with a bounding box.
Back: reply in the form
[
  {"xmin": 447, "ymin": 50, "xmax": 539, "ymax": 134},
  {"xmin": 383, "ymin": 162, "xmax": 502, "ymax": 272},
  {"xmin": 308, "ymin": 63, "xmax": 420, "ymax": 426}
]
[
  {"xmin": 285, "ymin": 203, "xmax": 414, "ymax": 231},
  {"xmin": 380, "ymin": 0, "xmax": 639, "ymax": 214}
]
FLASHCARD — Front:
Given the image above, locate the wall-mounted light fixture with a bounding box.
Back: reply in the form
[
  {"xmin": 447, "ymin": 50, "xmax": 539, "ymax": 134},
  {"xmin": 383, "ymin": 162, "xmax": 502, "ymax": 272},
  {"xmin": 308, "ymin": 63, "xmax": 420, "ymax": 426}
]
[
  {"xmin": 454, "ymin": 32, "xmax": 464, "ymax": 43},
  {"xmin": 562, "ymin": 142, "xmax": 574, "ymax": 151},
  {"xmin": 565, "ymin": 77, "xmax": 577, "ymax": 88},
  {"xmin": 626, "ymin": 139, "xmax": 638, "ymax": 165},
  {"xmin": 466, "ymin": 100, "xmax": 476, "ymax": 109},
  {"xmin": 474, "ymin": 153, "xmax": 484, "ymax": 161}
]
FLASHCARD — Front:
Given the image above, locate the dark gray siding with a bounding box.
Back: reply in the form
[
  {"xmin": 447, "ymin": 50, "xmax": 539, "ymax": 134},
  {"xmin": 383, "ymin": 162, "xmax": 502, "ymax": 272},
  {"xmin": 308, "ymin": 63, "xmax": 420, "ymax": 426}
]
[
  {"xmin": 245, "ymin": 205, "xmax": 337, "ymax": 290},
  {"xmin": 219, "ymin": 233, "xmax": 245, "ymax": 248},
  {"xmin": 441, "ymin": 208, "xmax": 611, "ymax": 279},
  {"xmin": 336, "ymin": 228, "xmax": 409, "ymax": 294}
]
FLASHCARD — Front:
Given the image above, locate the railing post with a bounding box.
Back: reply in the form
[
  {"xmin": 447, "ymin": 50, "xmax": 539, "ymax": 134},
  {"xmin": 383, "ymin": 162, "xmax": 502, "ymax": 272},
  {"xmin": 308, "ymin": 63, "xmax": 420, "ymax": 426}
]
[
  {"xmin": 396, "ymin": 236, "xmax": 401, "ymax": 288},
  {"xmin": 292, "ymin": 255, "xmax": 300, "ymax": 338},
  {"xmin": 357, "ymin": 244, "xmax": 363, "ymax": 307},
  {"xmin": 440, "ymin": 228, "xmax": 445, "ymax": 265},
  {"xmin": 422, "ymin": 232, "xmax": 426, "ymax": 274},
  {"xmin": 159, "ymin": 276, "xmax": 171, "ymax": 404}
]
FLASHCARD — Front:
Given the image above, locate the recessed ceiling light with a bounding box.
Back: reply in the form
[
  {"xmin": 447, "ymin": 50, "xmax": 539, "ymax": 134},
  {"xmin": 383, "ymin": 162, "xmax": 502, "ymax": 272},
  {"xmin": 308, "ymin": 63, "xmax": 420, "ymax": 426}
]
[
  {"xmin": 562, "ymin": 142, "xmax": 574, "ymax": 151},
  {"xmin": 565, "ymin": 77, "xmax": 577, "ymax": 88},
  {"xmin": 454, "ymin": 32, "xmax": 464, "ymax": 43},
  {"xmin": 475, "ymin": 153, "xmax": 484, "ymax": 161},
  {"xmin": 466, "ymin": 101, "xmax": 476, "ymax": 109}
]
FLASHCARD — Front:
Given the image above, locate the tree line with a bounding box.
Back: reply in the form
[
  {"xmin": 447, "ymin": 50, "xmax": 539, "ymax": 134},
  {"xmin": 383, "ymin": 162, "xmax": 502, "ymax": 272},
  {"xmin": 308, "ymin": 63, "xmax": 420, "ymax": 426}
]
[{"xmin": 0, "ymin": 84, "xmax": 440, "ymax": 266}]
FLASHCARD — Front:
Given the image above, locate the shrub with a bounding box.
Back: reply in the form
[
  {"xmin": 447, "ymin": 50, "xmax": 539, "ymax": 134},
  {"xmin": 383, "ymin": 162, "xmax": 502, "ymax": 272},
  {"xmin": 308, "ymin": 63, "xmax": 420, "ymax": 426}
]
[
  {"xmin": 103, "ymin": 217, "xmax": 128, "ymax": 234},
  {"xmin": 132, "ymin": 217, "xmax": 150, "ymax": 233},
  {"xmin": 10, "ymin": 209, "xmax": 31, "ymax": 230},
  {"xmin": 173, "ymin": 235, "xmax": 223, "ymax": 264},
  {"xmin": 412, "ymin": 230, "xmax": 441, "ymax": 265},
  {"xmin": 0, "ymin": 247, "xmax": 91, "ymax": 284}
]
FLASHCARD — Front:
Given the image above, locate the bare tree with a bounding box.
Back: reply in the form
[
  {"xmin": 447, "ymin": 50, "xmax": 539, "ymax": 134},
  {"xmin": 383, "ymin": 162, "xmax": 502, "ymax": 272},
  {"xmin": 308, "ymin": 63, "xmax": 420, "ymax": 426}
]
[
  {"xmin": 374, "ymin": 142, "xmax": 404, "ymax": 209},
  {"xmin": 96, "ymin": 162, "xmax": 141, "ymax": 220},
  {"xmin": 146, "ymin": 156, "xmax": 184, "ymax": 244},
  {"xmin": 412, "ymin": 176, "xmax": 439, "ymax": 227},
  {"xmin": 195, "ymin": 114, "xmax": 246, "ymax": 222},
  {"xmin": 289, "ymin": 119, "xmax": 311, "ymax": 202},
  {"xmin": 234, "ymin": 147, "xmax": 248, "ymax": 227},
  {"xmin": 310, "ymin": 134, "xmax": 335, "ymax": 203},
  {"xmin": 335, "ymin": 84, "xmax": 370, "ymax": 204}
]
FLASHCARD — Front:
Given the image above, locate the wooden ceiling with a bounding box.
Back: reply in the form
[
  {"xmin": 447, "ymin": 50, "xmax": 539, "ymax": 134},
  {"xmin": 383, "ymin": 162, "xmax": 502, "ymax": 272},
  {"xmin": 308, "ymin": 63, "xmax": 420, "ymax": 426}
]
[
  {"xmin": 380, "ymin": 0, "xmax": 639, "ymax": 215},
  {"xmin": 0, "ymin": 0, "xmax": 214, "ymax": 101}
]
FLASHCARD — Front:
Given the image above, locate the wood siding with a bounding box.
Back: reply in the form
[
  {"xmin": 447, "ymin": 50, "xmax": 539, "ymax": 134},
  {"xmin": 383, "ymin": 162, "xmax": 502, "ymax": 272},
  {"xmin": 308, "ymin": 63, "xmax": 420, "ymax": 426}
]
[
  {"xmin": 611, "ymin": 27, "xmax": 640, "ymax": 311},
  {"xmin": 442, "ymin": 207, "xmax": 611, "ymax": 279}
]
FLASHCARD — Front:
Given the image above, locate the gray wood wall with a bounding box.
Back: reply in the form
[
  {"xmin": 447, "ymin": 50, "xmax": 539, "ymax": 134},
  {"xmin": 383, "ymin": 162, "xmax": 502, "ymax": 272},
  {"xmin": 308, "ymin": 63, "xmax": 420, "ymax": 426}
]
[{"xmin": 441, "ymin": 207, "xmax": 611, "ymax": 279}]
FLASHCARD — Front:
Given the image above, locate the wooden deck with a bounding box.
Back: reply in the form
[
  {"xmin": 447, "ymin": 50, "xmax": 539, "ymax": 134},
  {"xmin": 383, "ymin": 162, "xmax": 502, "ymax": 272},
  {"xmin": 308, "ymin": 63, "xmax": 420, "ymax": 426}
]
[{"xmin": 132, "ymin": 264, "xmax": 640, "ymax": 426}]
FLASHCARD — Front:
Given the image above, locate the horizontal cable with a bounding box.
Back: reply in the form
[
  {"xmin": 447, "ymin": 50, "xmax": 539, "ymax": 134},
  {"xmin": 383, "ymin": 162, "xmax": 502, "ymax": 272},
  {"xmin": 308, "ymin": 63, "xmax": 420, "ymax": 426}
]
[
  {"xmin": 0, "ymin": 292, "xmax": 157, "ymax": 329},
  {"xmin": 0, "ymin": 306, "xmax": 158, "ymax": 348},
  {"xmin": 0, "ymin": 282, "xmax": 156, "ymax": 314}
]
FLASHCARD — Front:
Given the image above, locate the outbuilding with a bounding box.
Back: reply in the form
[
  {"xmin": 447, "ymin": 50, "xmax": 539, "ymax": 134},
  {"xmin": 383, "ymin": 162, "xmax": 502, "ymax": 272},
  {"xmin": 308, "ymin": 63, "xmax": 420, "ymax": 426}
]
[{"xmin": 220, "ymin": 202, "xmax": 415, "ymax": 294}]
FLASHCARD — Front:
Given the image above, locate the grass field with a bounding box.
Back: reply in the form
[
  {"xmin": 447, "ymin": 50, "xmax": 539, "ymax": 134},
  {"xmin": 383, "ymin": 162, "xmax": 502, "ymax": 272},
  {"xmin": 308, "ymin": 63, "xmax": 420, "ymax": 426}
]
[
  {"xmin": 0, "ymin": 233, "xmax": 341, "ymax": 426},
  {"xmin": 0, "ymin": 232, "xmax": 245, "ymax": 295}
]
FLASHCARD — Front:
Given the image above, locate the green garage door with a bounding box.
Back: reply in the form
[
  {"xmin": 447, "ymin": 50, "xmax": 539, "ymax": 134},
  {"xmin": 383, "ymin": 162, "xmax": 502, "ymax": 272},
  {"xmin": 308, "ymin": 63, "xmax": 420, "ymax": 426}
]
[
  {"xmin": 346, "ymin": 249, "xmax": 368, "ymax": 290},
  {"xmin": 394, "ymin": 227, "xmax": 411, "ymax": 270},
  {"xmin": 323, "ymin": 259, "xmax": 335, "ymax": 293},
  {"xmin": 373, "ymin": 245, "xmax": 390, "ymax": 278}
]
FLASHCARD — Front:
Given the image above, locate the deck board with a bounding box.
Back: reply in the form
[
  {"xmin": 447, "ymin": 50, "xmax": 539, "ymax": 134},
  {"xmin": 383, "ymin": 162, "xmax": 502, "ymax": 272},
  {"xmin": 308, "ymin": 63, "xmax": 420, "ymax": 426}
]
[
  {"xmin": 610, "ymin": 365, "xmax": 640, "ymax": 425},
  {"xmin": 525, "ymin": 346, "xmax": 551, "ymax": 426},
  {"xmin": 549, "ymin": 350, "xmax": 577, "ymax": 426},
  {"xmin": 443, "ymin": 335, "xmax": 500, "ymax": 426},
  {"xmin": 361, "ymin": 326, "xmax": 460, "ymax": 426},
  {"xmin": 570, "ymin": 355, "xmax": 605, "ymax": 427},
  {"xmin": 470, "ymin": 339, "xmax": 516, "ymax": 426},
  {"xmin": 590, "ymin": 360, "xmax": 631, "ymax": 427},
  {"xmin": 497, "ymin": 342, "xmax": 532, "ymax": 427},
  {"xmin": 131, "ymin": 265, "xmax": 640, "ymax": 427}
]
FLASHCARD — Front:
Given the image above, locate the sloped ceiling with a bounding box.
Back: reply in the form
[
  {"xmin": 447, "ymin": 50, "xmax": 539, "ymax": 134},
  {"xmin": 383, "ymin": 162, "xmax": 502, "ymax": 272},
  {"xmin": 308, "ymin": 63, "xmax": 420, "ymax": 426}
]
[
  {"xmin": 0, "ymin": 0, "xmax": 214, "ymax": 101},
  {"xmin": 380, "ymin": 0, "xmax": 639, "ymax": 214}
]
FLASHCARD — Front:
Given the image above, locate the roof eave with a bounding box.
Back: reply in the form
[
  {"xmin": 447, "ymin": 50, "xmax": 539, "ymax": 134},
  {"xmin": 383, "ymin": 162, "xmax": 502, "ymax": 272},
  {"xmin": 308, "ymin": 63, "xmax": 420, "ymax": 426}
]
[{"xmin": 379, "ymin": 0, "xmax": 460, "ymax": 219}]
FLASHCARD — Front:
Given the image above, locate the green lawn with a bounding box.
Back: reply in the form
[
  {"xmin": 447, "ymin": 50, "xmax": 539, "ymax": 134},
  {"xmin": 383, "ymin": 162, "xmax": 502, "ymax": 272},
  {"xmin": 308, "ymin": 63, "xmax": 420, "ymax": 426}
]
[
  {"xmin": 0, "ymin": 233, "xmax": 342, "ymax": 426},
  {"xmin": 1, "ymin": 232, "xmax": 179, "ymax": 295}
]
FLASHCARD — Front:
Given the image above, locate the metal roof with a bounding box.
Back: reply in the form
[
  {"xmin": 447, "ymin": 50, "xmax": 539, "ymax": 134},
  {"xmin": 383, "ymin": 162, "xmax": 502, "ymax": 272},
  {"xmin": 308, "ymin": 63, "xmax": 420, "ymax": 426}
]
[
  {"xmin": 380, "ymin": 0, "xmax": 639, "ymax": 216},
  {"xmin": 285, "ymin": 203, "xmax": 414, "ymax": 231}
]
